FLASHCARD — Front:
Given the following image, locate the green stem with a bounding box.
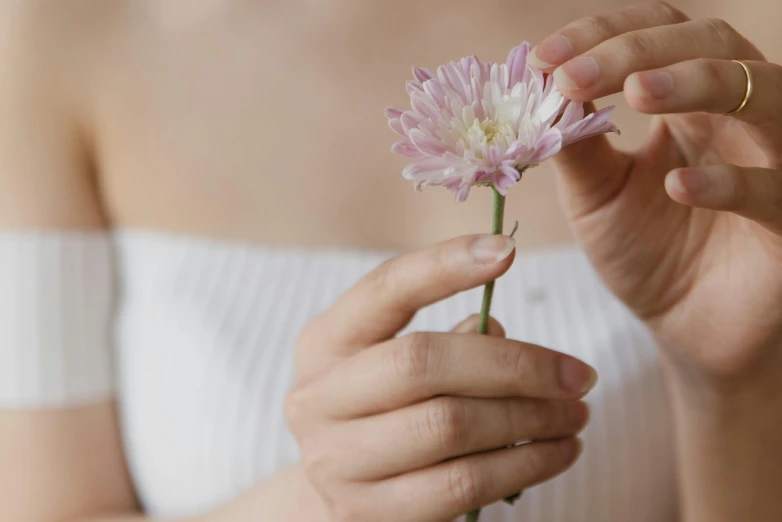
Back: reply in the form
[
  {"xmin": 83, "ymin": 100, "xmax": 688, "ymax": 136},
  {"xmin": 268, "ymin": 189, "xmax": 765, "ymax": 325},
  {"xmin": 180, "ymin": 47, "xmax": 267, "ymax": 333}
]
[
  {"xmin": 466, "ymin": 187, "xmax": 506, "ymax": 522},
  {"xmin": 476, "ymin": 188, "xmax": 506, "ymax": 335}
]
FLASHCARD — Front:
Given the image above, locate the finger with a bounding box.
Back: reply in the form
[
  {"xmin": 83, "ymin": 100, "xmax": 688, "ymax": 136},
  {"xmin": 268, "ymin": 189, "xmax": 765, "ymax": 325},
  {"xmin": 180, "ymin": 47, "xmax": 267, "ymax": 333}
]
[
  {"xmin": 309, "ymin": 333, "xmax": 598, "ymax": 418},
  {"xmin": 381, "ymin": 438, "xmax": 582, "ymax": 521},
  {"xmin": 666, "ymin": 165, "xmax": 782, "ymax": 235},
  {"xmin": 301, "ymin": 235, "xmax": 516, "ymax": 356},
  {"xmin": 328, "ymin": 397, "xmax": 588, "ymax": 480},
  {"xmin": 625, "ymin": 59, "xmax": 782, "ymax": 122},
  {"xmin": 625, "ymin": 59, "xmax": 782, "ymax": 150},
  {"xmin": 451, "ymin": 314, "xmax": 506, "ymax": 337},
  {"xmin": 553, "ymin": 18, "xmax": 764, "ymax": 102},
  {"xmin": 528, "ymin": 1, "xmax": 689, "ymax": 70}
]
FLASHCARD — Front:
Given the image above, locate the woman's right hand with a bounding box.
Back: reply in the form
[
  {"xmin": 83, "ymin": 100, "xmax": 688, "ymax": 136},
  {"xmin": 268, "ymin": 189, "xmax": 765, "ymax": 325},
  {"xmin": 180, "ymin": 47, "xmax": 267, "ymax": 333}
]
[{"xmin": 285, "ymin": 235, "xmax": 597, "ymax": 521}]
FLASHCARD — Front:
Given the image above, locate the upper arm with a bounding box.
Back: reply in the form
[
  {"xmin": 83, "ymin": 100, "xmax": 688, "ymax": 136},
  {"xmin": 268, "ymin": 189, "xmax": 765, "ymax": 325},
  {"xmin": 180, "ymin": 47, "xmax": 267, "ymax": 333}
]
[
  {"xmin": 0, "ymin": 2, "xmax": 137, "ymax": 520},
  {"xmin": 0, "ymin": 0, "xmax": 104, "ymax": 229}
]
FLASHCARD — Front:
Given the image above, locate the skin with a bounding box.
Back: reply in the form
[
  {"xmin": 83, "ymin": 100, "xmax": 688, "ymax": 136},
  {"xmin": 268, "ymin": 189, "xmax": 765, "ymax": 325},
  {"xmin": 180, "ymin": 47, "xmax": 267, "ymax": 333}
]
[{"xmin": 0, "ymin": 1, "xmax": 781, "ymax": 521}]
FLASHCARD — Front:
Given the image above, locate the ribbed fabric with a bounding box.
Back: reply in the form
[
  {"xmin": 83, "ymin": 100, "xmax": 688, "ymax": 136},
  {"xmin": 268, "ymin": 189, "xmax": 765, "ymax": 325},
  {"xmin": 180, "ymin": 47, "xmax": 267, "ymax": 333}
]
[
  {"xmin": 112, "ymin": 230, "xmax": 677, "ymax": 521},
  {"xmin": 0, "ymin": 232, "xmax": 115, "ymax": 408}
]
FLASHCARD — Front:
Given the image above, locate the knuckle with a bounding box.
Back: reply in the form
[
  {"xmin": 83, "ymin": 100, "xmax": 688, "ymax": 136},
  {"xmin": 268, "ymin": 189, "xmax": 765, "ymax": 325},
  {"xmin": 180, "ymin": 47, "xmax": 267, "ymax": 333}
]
[
  {"xmin": 769, "ymin": 64, "xmax": 782, "ymax": 129},
  {"xmin": 703, "ymin": 18, "xmax": 740, "ymax": 48},
  {"xmin": 415, "ymin": 244, "xmax": 455, "ymax": 285},
  {"xmin": 699, "ymin": 59, "xmax": 725, "ymax": 85},
  {"xmin": 517, "ymin": 445, "xmax": 555, "ymax": 479},
  {"xmin": 771, "ymin": 180, "xmax": 782, "ymax": 213},
  {"xmin": 283, "ymin": 385, "xmax": 309, "ymax": 430},
  {"xmin": 446, "ymin": 461, "xmax": 482, "ymax": 508},
  {"xmin": 618, "ymin": 31, "xmax": 656, "ymax": 61},
  {"xmin": 726, "ymin": 166, "xmax": 750, "ymax": 209},
  {"xmin": 772, "ymin": 179, "xmax": 782, "ymax": 213},
  {"xmin": 294, "ymin": 318, "xmax": 324, "ymax": 367},
  {"xmin": 331, "ymin": 501, "xmax": 370, "ymax": 522},
  {"xmin": 497, "ymin": 344, "xmax": 533, "ymax": 383},
  {"xmin": 302, "ymin": 445, "xmax": 334, "ymax": 487},
  {"xmin": 332, "ymin": 510, "xmax": 362, "ymax": 522},
  {"xmin": 429, "ymin": 244, "xmax": 452, "ymax": 276},
  {"xmin": 579, "ymin": 14, "xmax": 617, "ymax": 39},
  {"xmin": 364, "ymin": 259, "xmax": 395, "ymax": 298},
  {"xmin": 650, "ymin": 0, "xmax": 689, "ymax": 23},
  {"xmin": 524, "ymin": 401, "xmax": 552, "ymax": 434},
  {"xmin": 772, "ymin": 62, "xmax": 782, "ymax": 83},
  {"xmin": 394, "ymin": 332, "xmax": 436, "ymax": 381},
  {"xmin": 423, "ymin": 397, "xmax": 469, "ymax": 452}
]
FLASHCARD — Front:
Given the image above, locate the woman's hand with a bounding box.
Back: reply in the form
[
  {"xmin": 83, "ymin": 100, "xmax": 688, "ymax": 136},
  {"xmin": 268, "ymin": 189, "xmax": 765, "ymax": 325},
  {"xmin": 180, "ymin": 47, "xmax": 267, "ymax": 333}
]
[
  {"xmin": 285, "ymin": 235, "xmax": 596, "ymax": 521},
  {"xmin": 529, "ymin": 1, "xmax": 782, "ymax": 382}
]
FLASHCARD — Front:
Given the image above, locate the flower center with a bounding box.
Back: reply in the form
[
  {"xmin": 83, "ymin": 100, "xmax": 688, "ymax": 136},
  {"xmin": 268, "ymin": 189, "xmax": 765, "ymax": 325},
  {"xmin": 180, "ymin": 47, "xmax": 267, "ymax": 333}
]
[
  {"xmin": 480, "ymin": 120, "xmax": 500, "ymax": 143},
  {"xmin": 464, "ymin": 118, "xmax": 513, "ymax": 151}
]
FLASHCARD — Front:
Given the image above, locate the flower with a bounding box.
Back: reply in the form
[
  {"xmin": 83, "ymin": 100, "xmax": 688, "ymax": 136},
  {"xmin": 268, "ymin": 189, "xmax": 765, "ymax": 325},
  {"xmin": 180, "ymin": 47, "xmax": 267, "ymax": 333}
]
[{"xmin": 385, "ymin": 42, "xmax": 619, "ymax": 201}]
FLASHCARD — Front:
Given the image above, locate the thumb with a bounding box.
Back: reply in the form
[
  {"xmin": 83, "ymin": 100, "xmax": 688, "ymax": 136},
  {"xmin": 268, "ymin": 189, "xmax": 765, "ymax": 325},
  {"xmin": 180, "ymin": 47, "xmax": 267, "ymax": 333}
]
[
  {"xmin": 553, "ymin": 102, "xmax": 633, "ymax": 218},
  {"xmin": 451, "ymin": 314, "xmax": 506, "ymax": 337}
]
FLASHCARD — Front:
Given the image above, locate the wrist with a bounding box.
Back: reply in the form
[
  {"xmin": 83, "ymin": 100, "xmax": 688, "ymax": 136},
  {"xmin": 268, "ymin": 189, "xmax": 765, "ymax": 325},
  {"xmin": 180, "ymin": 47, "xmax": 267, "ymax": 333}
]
[
  {"xmin": 203, "ymin": 465, "xmax": 329, "ymax": 522},
  {"xmin": 660, "ymin": 346, "xmax": 782, "ymax": 522},
  {"xmin": 660, "ymin": 346, "xmax": 782, "ymax": 412}
]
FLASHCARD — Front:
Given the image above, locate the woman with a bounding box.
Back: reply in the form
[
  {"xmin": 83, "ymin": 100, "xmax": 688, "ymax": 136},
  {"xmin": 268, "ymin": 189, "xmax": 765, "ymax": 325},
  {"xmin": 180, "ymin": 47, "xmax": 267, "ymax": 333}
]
[{"xmin": 1, "ymin": 0, "xmax": 781, "ymax": 520}]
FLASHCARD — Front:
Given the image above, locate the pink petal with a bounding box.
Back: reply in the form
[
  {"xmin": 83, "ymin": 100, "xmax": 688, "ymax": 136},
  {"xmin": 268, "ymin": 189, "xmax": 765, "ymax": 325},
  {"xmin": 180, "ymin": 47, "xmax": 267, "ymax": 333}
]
[
  {"xmin": 460, "ymin": 56, "xmax": 481, "ymax": 82},
  {"xmin": 489, "ymin": 63, "xmax": 510, "ymax": 90},
  {"xmin": 388, "ymin": 118, "xmax": 405, "ymax": 136},
  {"xmin": 401, "ymin": 111, "xmax": 425, "ymax": 134},
  {"xmin": 413, "ymin": 67, "xmax": 435, "ymax": 82},
  {"xmin": 506, "ymin": 42, "xmax": 531, "ymax": 87},
  {"xmin": 392, "ymin": 139, "xmax": 424, "ymax": 158},
  {"xmin": 454, "ymin": 183, "xmax": 471, "ymax": 202},
  {"xmin": 444, "ymin": 176, "xmax": 463, "ymax": 191},
  {"xmin": 505, "ymin": 139, "xmax": 533, "ymax": 160},
  {"xmin": 542, "ymin": 73, "xmax": 557, "ymax": 99},
  {"xmin": 578, "ymin": 106, "xmax": 617, "ymax": 133},
  {"xmin": 406, "ymin": 80, "xmax": 424, "ymax": 95},
  {"xmin": 500, "ymin": 164, "xmax": 522, "ymax": 182},
  {"xmin": 561, "ymin": 106, "xmax": 619, "ymax": 145},
  {"xmin": 486, "ymin": 145, "xmax": 502, "ymax": 167},
  {"xmin": 409, "ymin": 129, "xmax": 447, "ymax": 156},
  {"xmin": 402, "ymin": 158, "xmax": 451, "ymax": 180},
  {"xmin": 555, "ymin": 102, "xmax": 586, "ymax": 130},
  {"xmin": 384, "ymin": 106, "xmax": 405, "ymax": 119},
  {"xmin": 474, "ymin": 170, "xmax": 494, "ymax": 184},
  {"xmin": 438, "ymin": 62, "xmax": 469, "ymax": 104},
  {"xmin": 411, "ymin": 91, "xmax": 440, "ymax": 120},
  {"xmin": 495, "ymin": 165, "xmax": 522, "ymax": 194},
  {"xmin": 423, "ymin": 79, "xmax": 448, "ymax": 109},
  {"xmin": 529, "ymin": 129, "xmax": 563, "ymax": 164},
  {"xmin": 528, "ymin": 67, "xmax": 545, "ymax": 103}
]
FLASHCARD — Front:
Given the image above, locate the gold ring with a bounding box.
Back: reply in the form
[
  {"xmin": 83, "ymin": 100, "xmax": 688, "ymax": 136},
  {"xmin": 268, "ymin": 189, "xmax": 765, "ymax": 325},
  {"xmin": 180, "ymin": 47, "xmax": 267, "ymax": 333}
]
[{"xmin": 726, "ymin": 60, "xmax": 753, "ymax": 116}]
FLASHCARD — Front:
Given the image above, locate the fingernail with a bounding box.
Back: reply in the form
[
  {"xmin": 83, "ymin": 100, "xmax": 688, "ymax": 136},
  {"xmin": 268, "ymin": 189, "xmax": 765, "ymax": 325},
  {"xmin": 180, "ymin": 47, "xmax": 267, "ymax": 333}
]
[
  {"xmin": 560, "ymin": 357, "xmax": 598, "ymax": 395},
  {"xmin": 668, "ymin": 169, "xmax": 710, "ymax": 195},
  {"xmin": 470, "ymin": 235, "xmax": 516, "ymax": 264},
  {"xmin": 528, "ymin": 35, "xmax": 573, "ymax": 69},
  {"xmin": 554, "ymin": 57, "xmax": 600, "ymax": 90},
  {"xmin": 626, "ymin": 71, "xmax": 674, "ymax": 100},
  {"xmin": 566, "ymin": 401, "xmax": 589, "ymax": 428}
]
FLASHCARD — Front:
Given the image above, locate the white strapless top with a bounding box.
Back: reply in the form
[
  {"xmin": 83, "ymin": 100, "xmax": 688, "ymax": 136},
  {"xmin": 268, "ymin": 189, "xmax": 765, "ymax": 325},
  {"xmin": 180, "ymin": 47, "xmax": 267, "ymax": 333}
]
[{"xmin": 0, "ymin": 230, "xmax": 677, "ymax": 521}]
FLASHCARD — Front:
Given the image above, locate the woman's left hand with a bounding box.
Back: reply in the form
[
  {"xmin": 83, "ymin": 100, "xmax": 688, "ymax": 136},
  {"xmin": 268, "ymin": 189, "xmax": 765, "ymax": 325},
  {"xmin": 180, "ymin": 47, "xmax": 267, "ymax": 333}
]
[{"xmin": 531, "ymin": 1, "xmax": 782, "ymax": 382}]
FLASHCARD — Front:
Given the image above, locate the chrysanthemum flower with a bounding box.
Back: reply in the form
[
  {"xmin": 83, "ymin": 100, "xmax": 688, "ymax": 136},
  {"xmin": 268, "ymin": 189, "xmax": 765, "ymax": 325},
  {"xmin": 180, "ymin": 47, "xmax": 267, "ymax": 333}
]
[{"xmin": 385, "ymin": 42, "xmax": 618, "ymax": 201}]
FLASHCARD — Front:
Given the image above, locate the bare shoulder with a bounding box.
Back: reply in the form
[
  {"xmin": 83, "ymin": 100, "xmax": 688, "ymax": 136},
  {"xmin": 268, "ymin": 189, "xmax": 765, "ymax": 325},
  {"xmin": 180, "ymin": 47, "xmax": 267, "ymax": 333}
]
[{"xmin": 0, "ymin": 0, "xmax": 124, "ymax": 229}]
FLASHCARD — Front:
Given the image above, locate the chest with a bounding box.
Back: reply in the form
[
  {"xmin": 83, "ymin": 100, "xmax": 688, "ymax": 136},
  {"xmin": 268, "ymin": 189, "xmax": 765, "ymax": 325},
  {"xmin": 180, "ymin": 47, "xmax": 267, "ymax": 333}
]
[{"xmin": 91, "ymin": 0, "xmax": 775, "ymax": 250}]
